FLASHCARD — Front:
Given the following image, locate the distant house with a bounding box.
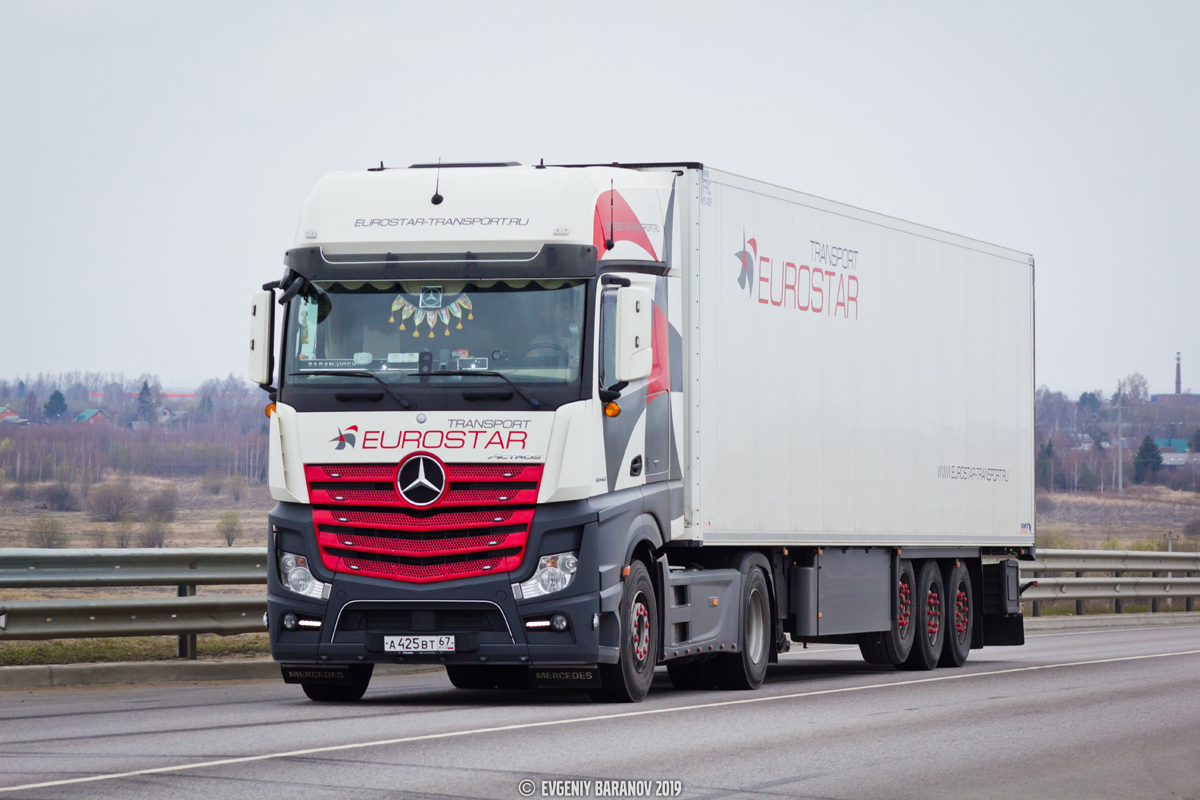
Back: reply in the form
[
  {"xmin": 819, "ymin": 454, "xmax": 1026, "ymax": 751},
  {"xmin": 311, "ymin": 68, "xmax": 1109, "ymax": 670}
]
[
  {"xmin": 1161, "ymin": 453, "xmax": 1200, "ymax": 469},
  {"xmin": 0, "ymin": 407, "xmax": 17, "ymax": 422},
  {"xmin": 1154, "ymin": 438, "xmax": 1190, "ymax": 453},
  {"xmin": 73, "ymin": 409, "xmax": 112, "ymax": 425}
]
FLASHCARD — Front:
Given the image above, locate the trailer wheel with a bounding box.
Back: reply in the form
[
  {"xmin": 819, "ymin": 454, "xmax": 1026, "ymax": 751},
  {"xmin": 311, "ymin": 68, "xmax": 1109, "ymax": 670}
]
[
  {"xmin": 857, "ymin": 558, "xmax": 915, "ymax": 666},
  {"xmin": 301, "ymin": 664, "xmax": 372, "ymax": 702},
  {"xmin": 592, "ymin": 560, "xmax": 658, "ymax": 703},
  {"xmin": 938, "ymin": 562, "xmax": 973, "ymax": 668},
  {"xmin": 710, "ymin": 567, "xmax": 771, "ymax": 691},
  {"xmin": 899, "ymin": 561, "xmax": 945, "ymax": 671}
]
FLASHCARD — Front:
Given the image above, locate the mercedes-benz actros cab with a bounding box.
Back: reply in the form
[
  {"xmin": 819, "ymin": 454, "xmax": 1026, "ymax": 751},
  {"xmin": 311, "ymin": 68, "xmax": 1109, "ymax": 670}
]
[{"xmin": 249, "ymin": 161, "xmax": 1035, "ymax": 702}]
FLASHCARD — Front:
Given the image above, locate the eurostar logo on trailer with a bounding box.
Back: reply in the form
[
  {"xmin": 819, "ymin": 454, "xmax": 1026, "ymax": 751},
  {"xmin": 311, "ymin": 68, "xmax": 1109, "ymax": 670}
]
[
  {"xmin": 733, "ymin": 232, "xmax": 861, "ymax": 320},
  {"xmin": 331, "ymin": 426, "xmax": 358, "ymax": 450},
  {"xmin": 735, "ymin": 231, "xmax": 756, "ymax": 298}
]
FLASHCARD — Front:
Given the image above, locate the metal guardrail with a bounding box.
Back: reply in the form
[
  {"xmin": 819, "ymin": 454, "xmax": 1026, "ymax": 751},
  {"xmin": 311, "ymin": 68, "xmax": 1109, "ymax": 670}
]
[
  {"xmin": 0, "ymin": 548, "xmax": 268, "ymax": 658},
  {"xmin": 1, "ymin": 547, "xmax": 1197, "ymax": 658},
  {"xmin": 1021, "ymin": 548, "xmax": 1200, "ymax": 616}
]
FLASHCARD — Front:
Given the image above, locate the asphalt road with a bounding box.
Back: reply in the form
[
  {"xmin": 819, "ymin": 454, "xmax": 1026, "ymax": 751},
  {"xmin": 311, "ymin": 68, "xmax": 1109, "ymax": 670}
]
[{"xmin": 2, "ymin": 624, "xmax": 1199, "ymax": 800}]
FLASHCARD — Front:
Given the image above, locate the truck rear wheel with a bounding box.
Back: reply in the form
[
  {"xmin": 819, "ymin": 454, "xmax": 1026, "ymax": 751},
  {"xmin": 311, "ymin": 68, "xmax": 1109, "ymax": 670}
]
[
  {"xmin": 858, "ymin": 559, "xmax": 915, "ymax": 666},
  {"xmin": 301, "ymin": 664, "xmax": 372, "ymax": 702},
  {"xmin": 592, "ymin": 561, "xmax": 658, "ymax": 703},
  {"xmin": 899, "ymin": 561, "xmax": 945, "ymax": 671},
  {"xmin": 938, "ymin": 562, "xmax": 973, "ymax": 668},
  {"xmin": 667, "ymin": 657, "xmax": 716, "ymax": 690},
  {"xmin": 710, "ymin": 567, "xmax": 771, "ymax": 691}
]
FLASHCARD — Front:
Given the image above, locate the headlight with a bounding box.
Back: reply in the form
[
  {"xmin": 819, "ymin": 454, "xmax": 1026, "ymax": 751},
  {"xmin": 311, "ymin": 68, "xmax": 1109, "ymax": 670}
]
[
  {"xmin": 516, "ymin": 552, "xmax": 579, "ymax": 599},
  {"xmin": 278, "ymin": 551, "xmax": 330, "ymax": 600}
]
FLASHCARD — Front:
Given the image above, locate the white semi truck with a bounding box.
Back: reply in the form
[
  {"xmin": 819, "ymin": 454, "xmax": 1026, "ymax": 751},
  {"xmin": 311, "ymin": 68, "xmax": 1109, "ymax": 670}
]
[{"xmin": 249, "ymin": 161, "xmax": 1035, "ymax": 703}]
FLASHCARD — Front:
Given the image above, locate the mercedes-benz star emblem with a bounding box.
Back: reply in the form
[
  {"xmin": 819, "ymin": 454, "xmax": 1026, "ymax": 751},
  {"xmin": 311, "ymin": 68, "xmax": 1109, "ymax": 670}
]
[{"xmin": 396, "ymin": 454, "xmax": 446, "ymax": 507}]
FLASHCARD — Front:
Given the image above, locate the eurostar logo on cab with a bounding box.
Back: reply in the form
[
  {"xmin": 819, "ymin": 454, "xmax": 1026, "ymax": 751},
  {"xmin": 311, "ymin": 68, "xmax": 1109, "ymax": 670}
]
[{"xmin": 330, "ymin": 426, "xmax": 358, "ymax": 450}]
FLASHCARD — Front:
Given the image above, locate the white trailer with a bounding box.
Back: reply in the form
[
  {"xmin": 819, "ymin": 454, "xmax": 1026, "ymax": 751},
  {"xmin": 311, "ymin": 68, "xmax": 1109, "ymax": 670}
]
[{"xmin": 251, "ymin": 161, "xmax": 1034, "ymax": 703}]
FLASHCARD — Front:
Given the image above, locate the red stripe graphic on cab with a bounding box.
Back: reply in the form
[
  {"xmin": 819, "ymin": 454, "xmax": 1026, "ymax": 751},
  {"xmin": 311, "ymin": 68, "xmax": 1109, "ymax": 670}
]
[{"xmin": 593, "ymin": 189, "xmax": 658, "ymax": 261}]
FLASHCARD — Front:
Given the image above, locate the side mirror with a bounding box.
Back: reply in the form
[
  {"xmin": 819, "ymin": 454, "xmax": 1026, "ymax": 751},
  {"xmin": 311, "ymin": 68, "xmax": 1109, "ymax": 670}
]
[
  {"xmin": 249, "ymin": 290, "xmax": 275, "ymax": 386},
  {"xmin": 614, "ymin": 286, "xmax": 653, "ymax": 382}
]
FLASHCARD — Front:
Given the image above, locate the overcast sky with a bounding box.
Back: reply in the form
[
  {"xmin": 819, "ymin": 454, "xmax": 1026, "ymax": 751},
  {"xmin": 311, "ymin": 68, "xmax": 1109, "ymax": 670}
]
[{"xmin": 2, "ymin": 1, "xmax": 1196, "ymax": 396}]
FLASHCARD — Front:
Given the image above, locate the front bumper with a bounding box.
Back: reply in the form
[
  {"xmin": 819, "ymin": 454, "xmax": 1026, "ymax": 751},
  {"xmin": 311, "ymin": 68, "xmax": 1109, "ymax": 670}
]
[{"xmin": 267, "ymin": 499, "xmax": 608, "ymax": 667}]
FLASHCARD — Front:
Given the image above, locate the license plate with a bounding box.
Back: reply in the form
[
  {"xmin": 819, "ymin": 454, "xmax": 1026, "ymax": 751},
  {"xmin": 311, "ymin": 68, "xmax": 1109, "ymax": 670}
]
[{"xmin": 383, "ymin": 635, "xmax": 456, "ymax": 653}]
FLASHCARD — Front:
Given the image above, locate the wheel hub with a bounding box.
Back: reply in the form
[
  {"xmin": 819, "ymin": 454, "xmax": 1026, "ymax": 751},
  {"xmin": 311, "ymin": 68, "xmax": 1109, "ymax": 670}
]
[
  {"xmin": 955, "ymin": 585, "xmax": 969, "ymax": 644},
  {"xmin": 630, "ymin": 599, "xmax": 651, "ymax": 666},
  {"xmin": 926, "ymin": 584, "xmax": 941, "ymax": 644},
  {"xmin": 897, "ymin": 577, "xmax": 912, "ymax": 636}
]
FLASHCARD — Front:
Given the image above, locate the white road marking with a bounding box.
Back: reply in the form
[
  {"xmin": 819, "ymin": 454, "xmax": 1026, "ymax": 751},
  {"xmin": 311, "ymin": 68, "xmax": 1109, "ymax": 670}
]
[
  {"xmin": 3, "ymin": 647, "xmax": 1199, "ymax": 794},
  {"xmin": 1027, "ymin": 623, "xmax": 1200, "ymax": 638}
]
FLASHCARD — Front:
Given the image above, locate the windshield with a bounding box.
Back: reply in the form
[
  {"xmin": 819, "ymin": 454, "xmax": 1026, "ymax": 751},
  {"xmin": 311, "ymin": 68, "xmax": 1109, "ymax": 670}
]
[{"xmin": 285, "ymin": 279, "xmax": 587, "ymax": 386}]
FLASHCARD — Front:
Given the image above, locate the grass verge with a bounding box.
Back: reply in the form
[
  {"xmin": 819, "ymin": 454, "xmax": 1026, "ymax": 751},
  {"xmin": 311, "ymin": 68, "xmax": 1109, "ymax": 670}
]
[{"xmin": 0, "ymin": 632, "xmax": 271, "ymax": 667}]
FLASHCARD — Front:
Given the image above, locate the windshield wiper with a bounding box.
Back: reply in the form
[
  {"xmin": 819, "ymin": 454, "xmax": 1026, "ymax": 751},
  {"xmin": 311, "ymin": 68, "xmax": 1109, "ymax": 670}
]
[
  {"xmin": 426, "ymin": 370, "xmax": 541, "ymax": 409},
  {"xmin": 289, "ymin": 371, "xmax": 413, "ymax": 409}
]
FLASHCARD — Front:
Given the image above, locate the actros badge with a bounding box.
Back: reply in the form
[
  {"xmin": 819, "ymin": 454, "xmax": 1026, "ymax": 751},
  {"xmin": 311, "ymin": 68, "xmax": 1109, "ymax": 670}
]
[{"xmin": 396, "ymin": 453, "xmax": 446, "ymax": 506}]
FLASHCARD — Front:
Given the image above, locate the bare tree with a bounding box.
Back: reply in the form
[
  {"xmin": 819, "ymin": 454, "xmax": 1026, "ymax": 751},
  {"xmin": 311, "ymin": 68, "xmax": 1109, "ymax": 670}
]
[
  {"xmin": 216, "ymin": 511, "xmax": 243, "ymax": 546},
  {"xmin": 138, "ymin": 516, "xmax": 170, "ymax": 548},
  {"xmin": 87, "ymin": 482, "xmax": 139, "ymax": 522},
  {"xmin": 113, "ymin": 517, "xmax": 133, "ymax": 548},
  {"xmin": 28, "ymin": 516, "xmax": 67, "ymax": 548}
]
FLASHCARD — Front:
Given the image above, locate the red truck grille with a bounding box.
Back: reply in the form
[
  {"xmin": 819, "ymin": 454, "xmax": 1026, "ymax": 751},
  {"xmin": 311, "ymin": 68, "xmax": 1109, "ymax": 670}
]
[{"xmin": 305, "ymin": 462, "xmax": 543, "ymax": 584}]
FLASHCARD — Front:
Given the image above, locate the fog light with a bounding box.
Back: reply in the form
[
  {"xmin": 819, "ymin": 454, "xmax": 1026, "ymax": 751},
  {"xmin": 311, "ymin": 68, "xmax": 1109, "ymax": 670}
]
[
  {"xmin": 282, "ymin": 612, "xmax": 298, "ymax": 630},
  {"xmin": 550, "ymin": 614, "xmax": 569, "ymax": 631}
]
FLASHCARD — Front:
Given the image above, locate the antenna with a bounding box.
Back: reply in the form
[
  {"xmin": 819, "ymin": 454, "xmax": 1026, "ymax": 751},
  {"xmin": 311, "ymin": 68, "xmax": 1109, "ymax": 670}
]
[
  {"xmin": 431, "ymin": 158, "xmax": 444, "ymax": 205},
  {"xmin": 605, "ymin": 179, "xmax": 615, "ymax": 251}
]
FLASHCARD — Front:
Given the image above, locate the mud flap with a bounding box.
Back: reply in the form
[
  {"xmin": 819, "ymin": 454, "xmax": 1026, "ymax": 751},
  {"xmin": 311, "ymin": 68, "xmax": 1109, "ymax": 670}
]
[
  {"xmin": 530, "ymin": 665, "xmax": 603, "ymax": 688},
  {"xmin": 281, "ymin": 664, "xmax": 359, "ymax": 685}
]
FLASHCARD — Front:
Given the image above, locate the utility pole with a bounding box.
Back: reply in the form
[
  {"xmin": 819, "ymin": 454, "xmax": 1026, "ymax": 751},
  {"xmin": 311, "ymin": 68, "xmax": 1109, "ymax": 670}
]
[{"xmin": 1116, "ymin": 398, "xmax": 1124, "ymax": 495}]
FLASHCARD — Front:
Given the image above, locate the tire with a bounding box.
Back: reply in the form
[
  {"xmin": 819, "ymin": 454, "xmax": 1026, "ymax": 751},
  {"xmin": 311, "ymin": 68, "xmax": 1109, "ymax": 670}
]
[
  {"xmin": 301, "ymin": 664, "xmax": 373, "ymax": 702},
  {"xmin": 899, "ymin": 561, "xmax": 946, "ymax": 671},
  {"xmin": 710, "ymin": 567, "xmax": 771, "ymax": 691},
  {"xmin": 667, "ymin": 658, "xmax": 716, "ymax": 690},
  {"xmin": 592, "ymin": 560, "xmax": 658, "ymax": 703},
  {"xmin": 858, "ymin": 559, "xmax": 916, "ymax": 666},
  {"xmin": 446, "ymin": 664, "xmax": 529, "ymax": 689},
  {"xmin": 939, "ymin": 562, "xmax": 973, "ymax": 668},
  {"xmin": 446, "ymin": 664, "xmax": 496, "ymax": 689}
]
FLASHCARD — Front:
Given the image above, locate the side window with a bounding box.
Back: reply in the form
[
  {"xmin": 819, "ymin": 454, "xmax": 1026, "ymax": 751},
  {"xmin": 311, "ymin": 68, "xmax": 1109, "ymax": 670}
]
[{"xmin": 599, "ymin": 289, "xmax": 618, "ymax": 388}]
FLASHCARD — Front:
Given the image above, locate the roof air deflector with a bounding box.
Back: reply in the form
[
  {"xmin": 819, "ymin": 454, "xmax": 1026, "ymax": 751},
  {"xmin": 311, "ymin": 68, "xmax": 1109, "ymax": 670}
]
[{"xmin": 408, "ymin": 162, "xmax": 521, "ymax": 168}]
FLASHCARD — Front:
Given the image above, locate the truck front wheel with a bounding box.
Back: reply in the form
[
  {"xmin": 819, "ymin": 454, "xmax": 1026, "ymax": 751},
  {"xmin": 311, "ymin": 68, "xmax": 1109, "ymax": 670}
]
[
  {"xmin": 301, "ymin": 664, "xmax": 373, "ymax": 702},
  {"xmin": 446, "ymin": 664, "xmax": 529, "ymax": 689},
  {"xmin": 592, "ymin": 560, "xmax": 658, "ymax": 703}
]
